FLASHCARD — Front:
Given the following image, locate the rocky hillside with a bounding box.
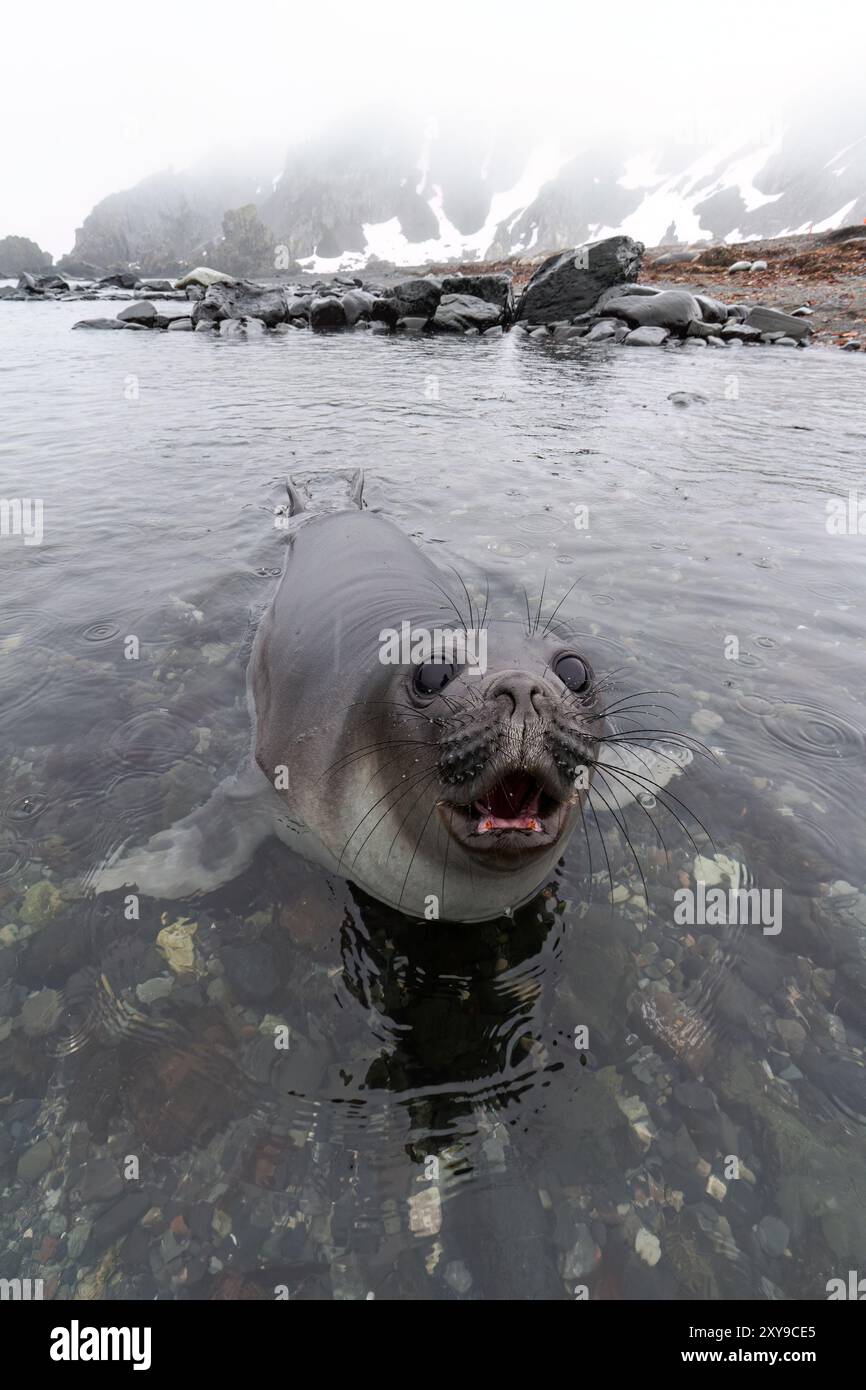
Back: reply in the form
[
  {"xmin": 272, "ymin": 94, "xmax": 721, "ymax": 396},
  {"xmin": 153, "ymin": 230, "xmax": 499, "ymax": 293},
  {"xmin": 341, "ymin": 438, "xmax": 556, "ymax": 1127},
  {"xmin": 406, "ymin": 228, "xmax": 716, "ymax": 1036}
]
[
  {"xmin": 58, "ymin": 159, "xmax": 277, "ymax": 277},
  {"xmin": 0, "ymin": 236, "xmax": 52, "ymax": 275}
]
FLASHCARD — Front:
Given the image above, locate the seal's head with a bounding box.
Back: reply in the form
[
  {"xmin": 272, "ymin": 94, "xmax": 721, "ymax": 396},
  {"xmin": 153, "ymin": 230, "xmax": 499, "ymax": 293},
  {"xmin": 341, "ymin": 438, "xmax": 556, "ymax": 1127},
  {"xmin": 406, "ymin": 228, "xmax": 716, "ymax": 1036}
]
[
  {"xmin": 416, "ymin": 631, "xmax": 601, "ymax": 872},
  {"xmin": 251, "ymin": 511, "xmax": 607, "ymax": 921},
  {"xmin": 292, "ymin": 613, "xmax": 606, "ymax": 920}
]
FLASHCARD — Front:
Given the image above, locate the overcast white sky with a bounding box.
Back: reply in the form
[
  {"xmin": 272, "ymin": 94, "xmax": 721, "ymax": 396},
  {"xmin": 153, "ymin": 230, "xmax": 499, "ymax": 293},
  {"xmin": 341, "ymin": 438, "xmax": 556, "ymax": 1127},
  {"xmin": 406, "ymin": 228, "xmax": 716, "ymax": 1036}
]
[{"xmin": 2, "ymin": 0, "xmax": 864, "ymax": 257}]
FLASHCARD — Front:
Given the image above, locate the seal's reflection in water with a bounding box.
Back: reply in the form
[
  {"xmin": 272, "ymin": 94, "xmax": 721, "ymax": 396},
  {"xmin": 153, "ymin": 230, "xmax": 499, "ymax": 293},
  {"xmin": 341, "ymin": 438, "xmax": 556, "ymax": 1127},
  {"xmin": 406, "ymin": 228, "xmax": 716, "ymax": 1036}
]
[
  {"xmin": 261, "ymin": 878, "xmax": 638, "ymax": 1300},
  {"xmin": 50, "ymin": 860, "xmax": 647, "ymax": 1299}
]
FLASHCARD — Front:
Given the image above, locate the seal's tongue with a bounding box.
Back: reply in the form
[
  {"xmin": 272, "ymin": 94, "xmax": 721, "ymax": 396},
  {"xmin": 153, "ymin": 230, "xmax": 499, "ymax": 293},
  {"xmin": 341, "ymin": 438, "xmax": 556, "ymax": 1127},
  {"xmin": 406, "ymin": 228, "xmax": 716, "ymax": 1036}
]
[{"xmin": 475, "ymin": 773, "xmax": 543, "ymax": 834}]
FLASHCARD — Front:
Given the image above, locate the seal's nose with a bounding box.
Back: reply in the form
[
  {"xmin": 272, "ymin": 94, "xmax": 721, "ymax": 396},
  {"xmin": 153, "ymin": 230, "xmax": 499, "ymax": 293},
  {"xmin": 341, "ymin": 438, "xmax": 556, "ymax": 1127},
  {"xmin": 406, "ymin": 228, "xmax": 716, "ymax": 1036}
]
[{"xmin": 490, "ymin": 672, "xmax": 546, "ymax": 719}]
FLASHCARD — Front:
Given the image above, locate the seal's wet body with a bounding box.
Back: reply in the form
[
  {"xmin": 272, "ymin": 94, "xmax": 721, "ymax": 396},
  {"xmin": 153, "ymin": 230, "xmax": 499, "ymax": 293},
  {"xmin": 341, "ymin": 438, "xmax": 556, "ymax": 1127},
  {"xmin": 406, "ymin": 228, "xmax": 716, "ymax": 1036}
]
[{"xmin": 97, "ymin": 483, "xmax": 689, "ymax": 920}]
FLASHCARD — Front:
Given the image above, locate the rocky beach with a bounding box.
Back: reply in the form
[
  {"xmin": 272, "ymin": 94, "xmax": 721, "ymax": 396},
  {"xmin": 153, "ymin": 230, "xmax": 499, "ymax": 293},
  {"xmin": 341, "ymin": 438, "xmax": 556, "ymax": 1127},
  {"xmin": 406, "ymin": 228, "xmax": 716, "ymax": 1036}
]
[{"xmin": 4, "ymin": 227, "xmax": 865, "ymax": 353}]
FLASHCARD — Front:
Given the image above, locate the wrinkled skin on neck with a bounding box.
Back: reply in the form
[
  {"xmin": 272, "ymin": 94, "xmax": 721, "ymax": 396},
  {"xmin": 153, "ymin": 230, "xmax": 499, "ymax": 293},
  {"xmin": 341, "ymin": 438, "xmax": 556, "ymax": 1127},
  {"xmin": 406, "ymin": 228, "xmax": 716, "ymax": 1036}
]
[{"xmin": 252, "ymin": 511, "xmax": 604, "ymax": 921}]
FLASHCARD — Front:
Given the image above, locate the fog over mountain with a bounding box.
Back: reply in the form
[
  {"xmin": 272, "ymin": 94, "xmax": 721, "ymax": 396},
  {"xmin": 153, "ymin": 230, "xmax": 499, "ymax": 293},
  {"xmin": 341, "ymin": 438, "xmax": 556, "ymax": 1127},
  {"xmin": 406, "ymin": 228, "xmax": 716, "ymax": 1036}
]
[
  {"xmin": 57, "ymin": 99, "xmax": 866, "ymax": 276},
  {"xmin": 3, "ymin": 0, "xmax": 866, "ymax": 271}
]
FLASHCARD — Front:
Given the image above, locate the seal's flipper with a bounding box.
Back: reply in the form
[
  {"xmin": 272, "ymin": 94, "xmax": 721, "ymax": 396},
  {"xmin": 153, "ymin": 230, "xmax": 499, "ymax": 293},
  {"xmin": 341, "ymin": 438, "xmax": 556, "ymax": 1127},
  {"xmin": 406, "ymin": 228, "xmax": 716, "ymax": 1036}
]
[
  {"xmin": 590, "ymin": 738, "xmax": 694, "ymax": 814},
  {"xmin": 285, "ymin": 477, "xmax": 306, "ymax": 515},
  {"xmin": 348, "ymin": 467, "xmax": 365, "ymax": 509},
  {"xmin": 93, "ymin": 762, "xmax": 281, "ymax": 900}
]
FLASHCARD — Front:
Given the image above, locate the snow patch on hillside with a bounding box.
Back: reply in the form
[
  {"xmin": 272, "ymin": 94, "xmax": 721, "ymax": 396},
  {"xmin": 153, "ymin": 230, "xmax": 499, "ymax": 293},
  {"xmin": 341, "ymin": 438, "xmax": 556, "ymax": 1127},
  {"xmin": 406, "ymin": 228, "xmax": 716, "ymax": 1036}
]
[{"xmin": 299, "ymin": 144, "xmax": 563, "ymax": 270}]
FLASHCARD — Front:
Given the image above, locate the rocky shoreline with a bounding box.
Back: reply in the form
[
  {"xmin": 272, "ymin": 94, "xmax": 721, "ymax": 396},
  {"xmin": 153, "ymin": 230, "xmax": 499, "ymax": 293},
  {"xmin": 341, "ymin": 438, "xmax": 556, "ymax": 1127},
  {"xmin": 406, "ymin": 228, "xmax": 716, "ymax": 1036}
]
[{"xmin": 3, "ymin": 231, "xmax": 865, "ymax": 351}]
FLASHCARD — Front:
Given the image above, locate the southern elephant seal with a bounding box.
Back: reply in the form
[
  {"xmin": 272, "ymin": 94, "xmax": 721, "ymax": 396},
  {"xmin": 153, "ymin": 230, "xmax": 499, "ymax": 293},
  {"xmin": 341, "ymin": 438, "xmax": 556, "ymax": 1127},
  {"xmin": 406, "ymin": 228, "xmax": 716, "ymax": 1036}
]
[{"xmin": 96, "ymin": 476, "xmax": 689, "ymax": 920}]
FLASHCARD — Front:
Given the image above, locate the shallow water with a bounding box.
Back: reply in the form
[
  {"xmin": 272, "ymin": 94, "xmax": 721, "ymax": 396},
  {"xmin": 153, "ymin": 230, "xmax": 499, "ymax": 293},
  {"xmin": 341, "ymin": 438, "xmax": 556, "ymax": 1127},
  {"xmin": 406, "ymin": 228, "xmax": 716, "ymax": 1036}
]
[{"xmin": 2, "ymin": 302, "xmax": 866, "ymax": 1300}]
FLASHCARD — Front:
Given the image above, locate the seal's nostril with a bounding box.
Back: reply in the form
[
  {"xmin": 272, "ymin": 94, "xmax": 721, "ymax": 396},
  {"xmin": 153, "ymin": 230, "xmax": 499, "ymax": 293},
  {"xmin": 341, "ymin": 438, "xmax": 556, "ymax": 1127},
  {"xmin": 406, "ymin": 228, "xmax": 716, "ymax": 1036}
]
[{"xmin": 491, "ymin": 673, "xmax": 546, "ymax": 719}]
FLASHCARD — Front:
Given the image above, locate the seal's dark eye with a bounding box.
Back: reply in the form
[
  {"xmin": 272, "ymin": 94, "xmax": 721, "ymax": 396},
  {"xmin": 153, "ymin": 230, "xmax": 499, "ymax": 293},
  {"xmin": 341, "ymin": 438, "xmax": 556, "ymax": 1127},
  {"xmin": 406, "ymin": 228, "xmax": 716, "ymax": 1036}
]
[
  {"xmin": 413, "ymin": 662, "xmax": 457, "ymax": 695},
  {"xmin": 555, "ymin": 655, "xmax": 590, "ymax": 693}
]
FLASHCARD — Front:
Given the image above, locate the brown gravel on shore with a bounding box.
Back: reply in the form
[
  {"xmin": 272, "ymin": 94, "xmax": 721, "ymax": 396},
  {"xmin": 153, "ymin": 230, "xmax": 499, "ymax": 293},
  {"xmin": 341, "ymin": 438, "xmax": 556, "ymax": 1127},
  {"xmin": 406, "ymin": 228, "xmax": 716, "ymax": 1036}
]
[{"xmin": 432, "ymin": 227, "xmax": 866, "ymax": 349}]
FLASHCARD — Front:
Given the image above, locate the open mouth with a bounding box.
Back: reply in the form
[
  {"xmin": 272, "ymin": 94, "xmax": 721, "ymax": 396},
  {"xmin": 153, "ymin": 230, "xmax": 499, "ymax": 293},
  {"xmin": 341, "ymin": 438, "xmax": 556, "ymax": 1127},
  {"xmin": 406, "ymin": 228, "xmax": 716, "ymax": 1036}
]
[{"xmin": 439, "ymin": 768, "xmax": 571, "ymax": 862}]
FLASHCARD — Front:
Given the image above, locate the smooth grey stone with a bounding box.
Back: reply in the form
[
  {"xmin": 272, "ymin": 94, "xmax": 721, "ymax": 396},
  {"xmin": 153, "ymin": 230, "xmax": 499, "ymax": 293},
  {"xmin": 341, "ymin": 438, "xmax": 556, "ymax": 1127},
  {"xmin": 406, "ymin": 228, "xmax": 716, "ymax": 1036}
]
[
  {"xmin": 606, "ymin": 289, "xmax": 701, "ymax": 330},
  {"xmin": 73, "ymin": 317, "xmax": 134, "ymax": 329},
  {"xmin": 653, "ymin": 249, "xmax": 701, "ymax": 266},
  {"xmin": 756, "ymin": 1216, "xmax": 789, "ymax": 1258},
  {"xmin": 687, "ymin": 319, "xmax": 723, "ymax": 339},
  {"xmin": 432, "ymin": 293, "xmax": 503, "ymax": 333},
  {"xmin": 136, "ymin": 976, "xmax": 174, "ymax": 1004},
  {"xmin": 594, "ymin": 282, "xmax": 661, "ymax": 312},
  {"xmin": 80, "ymin": 1157, "xmax": 124, "ymax": 1203},
  {"xmin": 586, "ymin": 322, "xmax": 619, "ymax": 341},
  {"xmin": 341, "ymin": 289, "xmax": 375, "ymax": 325},
  {"xmin": 17, "ymin": 1140, "xmax": 54, "ymax": 1182},
  {"xmin": 721, "ymin": 322, "xmax": 762, "ymax": 342},
  {"xmin": 694, "ymin": 293, "xmax": 729, "ymax": 323},
  {"xmin": 625, "ymin": 325, "xmax": 669, "ymax": 345},
  {"xmin": 744, "ymin": 306, "xmax": 812, "ymax": 340}
]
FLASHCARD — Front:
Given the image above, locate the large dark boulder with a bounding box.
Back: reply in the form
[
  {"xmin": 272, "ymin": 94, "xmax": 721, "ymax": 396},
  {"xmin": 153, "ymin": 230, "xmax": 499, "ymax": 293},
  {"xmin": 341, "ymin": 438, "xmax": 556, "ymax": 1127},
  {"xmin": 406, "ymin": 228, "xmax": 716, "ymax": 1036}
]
[
  {"xmin": 603, "ymin": 289, "xmax": 702, "ymax": 332},
  {"xmin": 191, "ymin": 280, "xmax": 287, "ymax": 329},
  {"xmin": 118, "ymin": 300, "xmax": 158, "ymax": 326},
  {"xmin": 517, "ymin": 236, "xmax": 644, "ymax": 324},
  {"xmin": 309, "ymin": 296, "xmax": 347, "ymax": 331},
  {"xmin": 371, "ymin": 277, "xmax": 441, "ymax": 328},
  {"xmin": 341, "ymin": 289, "xmax": 375, "ymax": 325},
  {"xmin": 440, "ymin": 273, "xmax": 513, "ymax": 311},
  {"xmin": 98, "ymin": 272, "xmax": 138, "ymax": 289}
]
